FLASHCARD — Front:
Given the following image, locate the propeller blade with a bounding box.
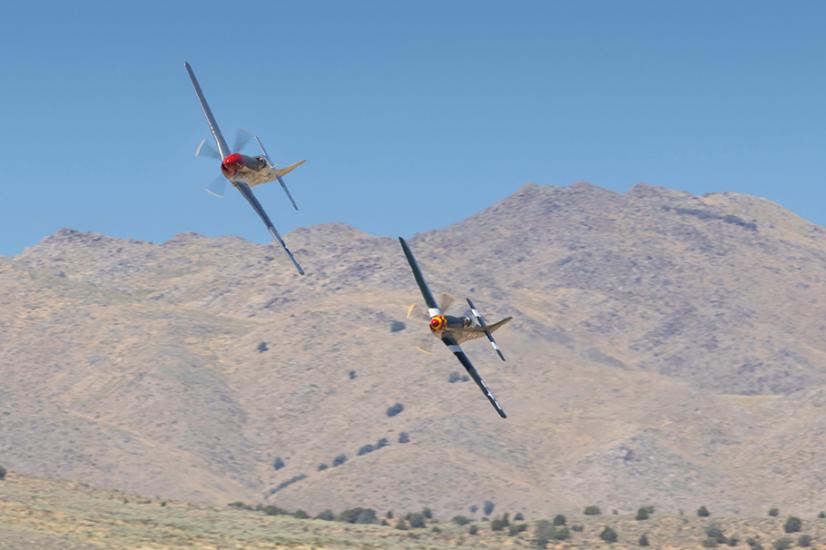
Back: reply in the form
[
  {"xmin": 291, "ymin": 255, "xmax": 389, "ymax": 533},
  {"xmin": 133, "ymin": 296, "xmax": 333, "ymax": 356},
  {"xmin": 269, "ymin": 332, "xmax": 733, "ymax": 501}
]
[
  {"xmin": 234, "ymin": 129, "xmax": 254, "ymax": 152},
  {"xmin": 439, "ymin": 293, "xmax": 456, "ymax": 313},
  {"xmin": 205, "ymin": 176, "xmax": 226, "ymax": 198},
  {"xmin": 195, "ymin": 138, "xmax": 221, "ymax": 160},
  {"xmin": 406, "ymin": 304, "xmax": 431, "ymax": 321},
  {"xmin": 415, "ymin": 333, "xmax": 435, "ymax": 354}
]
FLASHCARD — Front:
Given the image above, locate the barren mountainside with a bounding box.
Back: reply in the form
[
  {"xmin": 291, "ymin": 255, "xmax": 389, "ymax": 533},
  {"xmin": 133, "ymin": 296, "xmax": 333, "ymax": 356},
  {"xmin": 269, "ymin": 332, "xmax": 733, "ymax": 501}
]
[{"xmin": 2, "ymin": 182, "xmax": 826, "ymax": 517}]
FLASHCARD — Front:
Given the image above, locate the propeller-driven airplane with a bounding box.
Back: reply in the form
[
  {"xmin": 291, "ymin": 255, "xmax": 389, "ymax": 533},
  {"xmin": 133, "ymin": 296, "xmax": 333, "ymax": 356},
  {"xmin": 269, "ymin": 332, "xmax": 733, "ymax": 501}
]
[
  {"xmin": 399, "ymin": 237, "xmax": 512, "ymax": 418},
  {"xmin": 185, "ymin": 62, "xmax": 306, "ymax": 275}
]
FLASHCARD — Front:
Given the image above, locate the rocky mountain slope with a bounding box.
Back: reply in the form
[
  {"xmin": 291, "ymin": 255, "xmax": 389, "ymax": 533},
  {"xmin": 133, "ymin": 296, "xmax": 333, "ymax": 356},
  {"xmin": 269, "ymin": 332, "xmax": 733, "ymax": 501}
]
[{"xmin": 1, "ymin": 182, "xmax": 825, "ymax": 517}]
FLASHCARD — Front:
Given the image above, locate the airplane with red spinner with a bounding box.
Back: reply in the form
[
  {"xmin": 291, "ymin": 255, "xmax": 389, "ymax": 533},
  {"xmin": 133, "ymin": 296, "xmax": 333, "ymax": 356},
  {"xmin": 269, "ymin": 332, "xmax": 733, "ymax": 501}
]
[
  {"xmin": 399, "ymin": 237, "xmax": 512, "ymax": 418},
  {"xmin": 185, "ymin": 62, "xmax": 306, "ymax": 275}
]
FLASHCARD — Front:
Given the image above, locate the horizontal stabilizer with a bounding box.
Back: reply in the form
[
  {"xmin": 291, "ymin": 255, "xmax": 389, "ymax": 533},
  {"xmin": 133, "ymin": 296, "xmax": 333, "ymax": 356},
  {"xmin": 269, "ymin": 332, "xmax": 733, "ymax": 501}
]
[{"xmin": 275, "ymin": 159, "xmax": 306, "ymax": 178}]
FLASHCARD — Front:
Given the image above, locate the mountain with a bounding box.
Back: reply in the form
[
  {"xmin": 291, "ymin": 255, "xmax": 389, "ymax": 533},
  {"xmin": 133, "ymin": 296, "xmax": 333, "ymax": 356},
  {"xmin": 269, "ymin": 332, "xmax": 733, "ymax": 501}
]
[{"xmin": 2, "ymin": 182, "xmax": 825, "ymax": 517}]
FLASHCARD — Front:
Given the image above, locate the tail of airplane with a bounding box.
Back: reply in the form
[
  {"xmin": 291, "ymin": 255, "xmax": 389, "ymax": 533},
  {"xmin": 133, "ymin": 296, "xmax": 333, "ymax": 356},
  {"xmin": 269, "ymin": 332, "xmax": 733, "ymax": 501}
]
[
  {"xmin": 467, "ymin": 298, "xmax": 510, "ymax": 361},
  {"xmin": 275, "ymin": 159, "xmax": 306, "ymax": 178},
  {"xmin": 254, "ymin": 135, "xmax": 302, "ymax": 211}
]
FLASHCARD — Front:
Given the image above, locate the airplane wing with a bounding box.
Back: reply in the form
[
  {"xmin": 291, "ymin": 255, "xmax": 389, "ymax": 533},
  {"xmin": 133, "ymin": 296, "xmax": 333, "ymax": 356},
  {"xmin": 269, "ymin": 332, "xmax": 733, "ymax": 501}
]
[
  {"xmin": 399, "ymin": 237, "xmax": 441, "ymax": 317},
  {"xmin": 441, "ymin": 333, "xmax": 507, "ymax": 418},
  {"xmin": 233, "ymin": 181, "xmax": 305, "ymax": 276},
  {"xmin": 185, "ymin": 62, "xmax": 231, "ymax": 159}
]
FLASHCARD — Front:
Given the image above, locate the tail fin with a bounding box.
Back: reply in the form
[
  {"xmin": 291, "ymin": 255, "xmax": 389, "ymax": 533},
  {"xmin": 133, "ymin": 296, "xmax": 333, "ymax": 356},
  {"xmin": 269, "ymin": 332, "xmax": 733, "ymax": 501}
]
[{"xmin": 467, "ymin": 298, "xmax": 509, "ymax": 361}]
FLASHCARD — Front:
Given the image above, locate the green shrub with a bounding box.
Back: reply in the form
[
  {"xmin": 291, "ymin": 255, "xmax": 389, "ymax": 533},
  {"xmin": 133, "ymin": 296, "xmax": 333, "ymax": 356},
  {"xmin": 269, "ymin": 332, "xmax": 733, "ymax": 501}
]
[
  {"xmin": 819, "ymin": 512, "xmax": 825, "ymax": 519},
  {"xmin": 600, "ymin": 526, "xmax": 618, "ymax": 543},
  {"xmin": 702, "ymin": 538, "xmax": 719, "ymax": 548},
  {"xmin": 317, "ymin": 463, "xmax": 328, "ymax": 471},
  {"xmin": 514, "ymin": 512, "xmax": 525, "ymax": 521},
  {"xmin": 798, "ymin": 534, "xmax": 812, "ymax": 547},
  {"xmin": 272, "ymin": 457, "xmax": 285, "ymax": 470},
  {"xmin": 422, "ymin": 507, "xmax": 433, "ymax": 519},
  {"xmin": 398, "ymin": 432, "xmax": 410, "ymax": 444},
  {"xmin": 338, "ymin": 507, "xmax": 377, "ymax": 524},
  {"xmin": 639, "ymin": 533, "xmax": 650, "ymax": 546},
  {"xmin": 386, "ymin": 403, "xmax": 404, "ymax": 417},
  {"xmin": 706, "ymin": 524, "xmax": 727, "ymax": 544},
  {"xmin": 698, "ymin": 506, "xmax": 711, "ymax": 517},
  {"xmin": 490, "ymin": 514, "xmax": 509, "ymax": 531},
  {"xmin": 452, "ymin": 515, "xmax": 471, "ymax": 526},
  {"xmin": 332, "ymin": 454, "xmax": 347, "ymax": 467},
  {"xmin": 784, "ymin": 517, "xmax": 802, "ymax": 534},
  {"xmin": 552, "ymin": 514, "xmax": 566, "ymax": 526},
  {"xmin": 315, "ymin": 510, "xmax": 335, "ymax": 521},
  {"xmin": 357, "ymin": 444, "xmax": 375, "ymax": 456},
  {"xmin": 571, "ymin": 524, "xmax": 583, "ymax": 532},
  {"xmin": 483, "ymin": 500, "xmax": 496, "ymax": 516},
  {"xmin": 0, "ymin": 465, "xmax": 6, "ymax": 480},
  {"xmin": 228, "ymin": 501, "xmax": 253, "ymax": 510},
  {"xmin": 746, "ymin": 537, "xmax": 764, "ymax": 549},
  {"xmin": 768, "ymin": 508, "xmax": 779, "ymax": 517},
  {"xmin": 293, "ymin": 510, "xmax": 309, "ymax": 519},
  {"xmin": 636, "ymin": 507, "xmax": 650, "ymax": 521},
  {"xmin": 773, "ymin": 537, "xmax": 791, "ymax": 550},
  {"xmin": 468, "ymin": 524, "xmax": 479, "ymax": 535},
  {"xmin": 395, "ymin": 519, "xmax": 408, "ymax": 530},
  {"xmin": 406, "ymin": 512, "xmax": 426, "ymax": 528},
  {"xmin": 508, "ymin": 523, "xmax": 528, "ymax": 536},
  {"xmin": 584, "ymin": 505, "xmax": 602, "ymax": 515},
  {"xmin": 262, "ymin": 505, "xmax": 289, "ymax": 516}
]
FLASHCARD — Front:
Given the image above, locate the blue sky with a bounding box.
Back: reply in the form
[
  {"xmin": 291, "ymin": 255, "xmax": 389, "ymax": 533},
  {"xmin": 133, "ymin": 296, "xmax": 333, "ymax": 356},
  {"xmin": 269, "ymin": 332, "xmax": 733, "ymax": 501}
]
[{"xmin": 2, "ymin": 1, "xmax": 825, "ymax": 255}]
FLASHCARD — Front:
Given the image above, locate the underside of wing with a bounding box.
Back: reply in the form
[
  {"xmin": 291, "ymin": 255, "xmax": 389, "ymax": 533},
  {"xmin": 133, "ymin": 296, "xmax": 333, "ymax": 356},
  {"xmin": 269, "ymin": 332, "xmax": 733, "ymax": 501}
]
[
  {"xmin": 233, "ymin": 181, "xmax": 305, "ymax": 276},
  {"xmin": 441, "ymin": 334, "xmax": 507, "ymax": 418},
  {"xmin": 399, "ymin": 237, "xmax": 440, "ymax": 315},
  {"xmin": 185, "ymin": 62, "xmax": 231, "ymax": 159}
]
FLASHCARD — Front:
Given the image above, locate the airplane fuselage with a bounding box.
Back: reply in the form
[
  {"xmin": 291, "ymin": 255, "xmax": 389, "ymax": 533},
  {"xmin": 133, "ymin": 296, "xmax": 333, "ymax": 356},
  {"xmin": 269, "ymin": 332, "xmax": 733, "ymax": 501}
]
[
  {"xmin": 221, "ymin": 153, "xmax": 279, "ymax": 186},
  {"xmin": 430, "ymin": 314, "xmax": 474, "ymax": 342}
]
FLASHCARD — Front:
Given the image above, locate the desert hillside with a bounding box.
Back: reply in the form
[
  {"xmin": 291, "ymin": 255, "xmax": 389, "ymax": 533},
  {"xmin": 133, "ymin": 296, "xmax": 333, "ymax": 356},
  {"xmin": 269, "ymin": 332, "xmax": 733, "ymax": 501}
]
[{"xmin": 2, "ymin": 182, "xmax": 825, "ymax": 517}]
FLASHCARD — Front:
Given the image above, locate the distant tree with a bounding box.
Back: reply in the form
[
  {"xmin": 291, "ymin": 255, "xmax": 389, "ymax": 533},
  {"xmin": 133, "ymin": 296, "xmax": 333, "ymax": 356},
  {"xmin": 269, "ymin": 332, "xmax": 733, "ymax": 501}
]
[
  {"xmin": 698, "ymin": 506, "xmax": 711, "ymax": 517},
  {"xmin": 293, "ymin": 510, "xmax": 309, "ymax": 519},
  {"xmin": 571, "ymin": 524, "xmax": 584, "ymax": 532},
  {"xmin": 784, "ymin": 516, "xmax": 802, "ymax": 534},
  {"xmin": 584, "ymin": 505, "xmax": 602, "ymax": 516},
  {"xmin": 483, "ymin": 500, "xmax": 496, "ymax": 516},
  {"xmin": 600, "ymin": 526, "xmax": 618, "ymax": 543},
  {"xmin": 317, "ymin": 463, "xmax": 328, "ymax": 471},
  {"xmin": 348, "ymin": 370, "xmax": 357, "ymax": 380},
  {"xmin": 262, "ymin": 505, "xmax": 289, "ymax": 516},
  {"xmin": 535, "ymin": 520, "xmax": 569, "ymax": 547},
  {"xmin": 431, "ymin": 525, "xmax": 441, "ymax": 533},
  {"xmin": 338, "ymin": 507, "xmax": 377, "ymax": 524},
  {"xmin": 398, "ymin": 432, "xmax": 410, "ymax": 444},
  {"xmin": 508, "ymin": 523, "xmax": 528, "ymax": 536},
  {"xmin": 315, "ymin": 509, "xmax": 335, "ymax": 521},
  {"xmin": 819, "ymin": 512, "xmax": 826, "ymax": 519},
  {"xmin": 357, "ymin": 444, "xmax": 375, "ymax": 456},
  {"xmin": 727, "ymin": 536, "xmax": 740, "ymax": 546},
  {"xmin": 390, "ymin": 321, "xmax": 406, "ymax": 332},
  {"xmin": 257, "ymin": 342, "xmax": 269, "ymax": 352},
  {"xmin": 422, "ymin": 507, "xmax": 433, "ymax": 519},
  {"xmin": 639, "ymin": 533, "xmax": 650, "ymax": 546},
  {"xmin": 228, "ymin": 501, "xmax": 252, "ymax": 510},
  {"xmin": 0, "ymin": 465, "xmax": 6, "ymax": 480},
  {"xmin": 552, "ymin": 514, "xmax": 566, "ymax": 526},
  {"xmin": 636, "ymin": 507, "xmax": 650, "ymax": 521},
  {"xmin": 798, "ymin": 534, "xmax": 812, "ymax": 548},
  {"xmin": 386, "ymin": 403, "xmax": 404, "ymax": 417},
  {"xmin": 468, "ymin": 524, "xmax": 479, "ymax": 535},
  {"xmin": 514, "ymin": 512, "xmax": 525, "ymax": 521},
  {"xmin": 395, "ymin": 519, "xmax": 408, "ymax": 530},
  {"xmin": 386, "ymin": 510, "xmax": 394, "ymax": 519},
  {"xmin": 332, "ymin": 453, "xmax": 347, "ymax": 467},
  {"xmin": 469, "ymin": 504, "xmax": 478, "ymax": 514},
  {"xmin": 773, "ymin": 537, "xmax": 792, "ymax": 550},
  {"xmin": 768, "ymin": 508, "xmax": 779, "ymax": 517},
  {"xmin": 376, "ymin": 437, "xmax": 389, "ymax": 449},
  {"xmin": 272, "ymin": 457, "xmax": 285, "ymax": 470}
]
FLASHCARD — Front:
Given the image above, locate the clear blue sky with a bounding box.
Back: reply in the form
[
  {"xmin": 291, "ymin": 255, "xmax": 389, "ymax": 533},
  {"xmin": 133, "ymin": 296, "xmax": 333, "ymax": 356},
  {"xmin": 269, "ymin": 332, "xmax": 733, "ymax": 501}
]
[{"xmin": 2, "ymin": 1, "xmax": 825, "ymax": 255}]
